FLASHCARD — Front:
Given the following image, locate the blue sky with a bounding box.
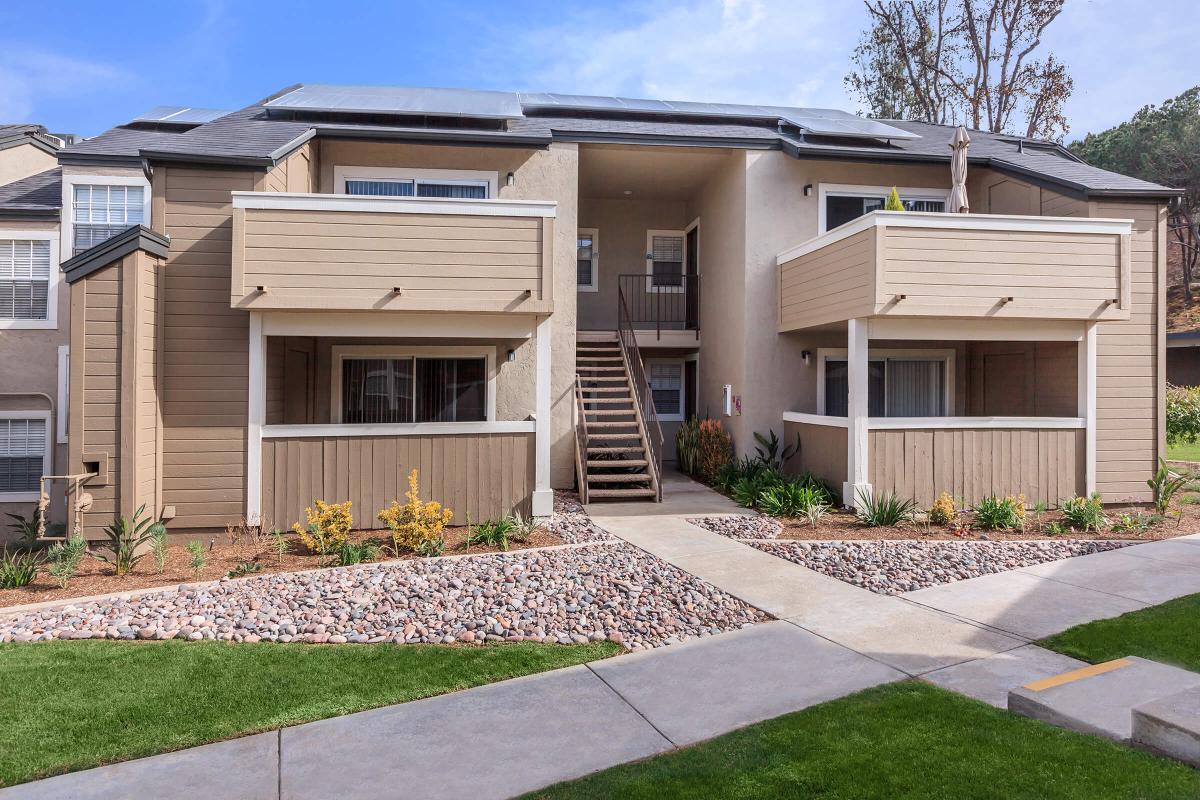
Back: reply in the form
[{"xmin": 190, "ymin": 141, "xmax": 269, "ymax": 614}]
[{"xmin": 1, "ymin": 0, "xmax": 1195, "ymax": 141}]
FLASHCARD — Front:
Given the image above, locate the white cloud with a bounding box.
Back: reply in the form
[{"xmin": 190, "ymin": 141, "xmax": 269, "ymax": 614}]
[
  {"xmin": 0, "ymin": 47, "xmax": 131, "ymax": 122},
  {"xmin": 509, "ymin": 0, "xmax": 865, "ymax": 109}
]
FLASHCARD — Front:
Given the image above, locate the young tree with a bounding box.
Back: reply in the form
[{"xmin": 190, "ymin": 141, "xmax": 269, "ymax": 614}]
[{"xmin": 847, "ymin": 0, "xmax": 1073, "ymax": 140}]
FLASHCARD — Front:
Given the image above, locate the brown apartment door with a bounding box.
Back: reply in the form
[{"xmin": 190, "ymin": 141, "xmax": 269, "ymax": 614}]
[{"xmin": 685, "ymin": 224, "xmax": 699, "ymax": 330}]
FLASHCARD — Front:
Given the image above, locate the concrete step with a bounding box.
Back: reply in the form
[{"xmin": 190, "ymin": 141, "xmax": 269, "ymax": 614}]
[
  {"xmin": 1008, "ymin": 656, "xmax": 1200, "ymax": 742},
  {"xmin": 1133, "ymin": 686, "xmax": 1200, "ymax": 767}
]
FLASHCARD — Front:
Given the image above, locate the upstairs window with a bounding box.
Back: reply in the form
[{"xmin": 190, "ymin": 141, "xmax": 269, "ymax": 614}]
[
  {"xmin": 647, "ymin": 231, "xmax": 685, "ymax": 291},
  {"xmin": 0, "ymin": 239, "xmax": 51, "ymax": 321},
  {"xmin": 0, "ymin": 416, "xmax": 48, "ymax": 496},
  {"xmin": 339, "ymin": 354, "xmax": 487, "ymax": 424},
  {"xmin": 72, "ymin": 185, "xmax": 145, "ymax": 254},
  {"xmin": 336, "ymin": 168, "xmax": 495, "ymax": 200},
  {"xmin": 577, "ymin": 229, "xmax": 598, "ymax": 292},
  {"xmin": 822, "ymin": 187, "xmax": 947, "ymax": 232}
]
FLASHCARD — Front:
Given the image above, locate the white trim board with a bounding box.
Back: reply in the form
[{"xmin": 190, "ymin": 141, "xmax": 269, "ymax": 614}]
[
  {"xmin": 779, "ymin": 209, "xmax": 1135, "ymax": 265},
  {"xmin": 332, "ymin": 165, "xmax": 498, "ymax": 199},
  {"xmin": 818, "ymin": 183, "xmax": 951, "ymax": 234},
  {"xmin": 0, "ymin": 409, "xmax": 53, "ymax": 502},
  {"xmin": 232, "ymin": 191, "xmax": 556, "ymax": 218},
  {"xmin": 262, "ymin": 421, "xmax": 535, "ymax": 439},
  {"xmin": 0, "ymin": 228, "xmax": 60, "ymax": 330},
  {"xmin": 782, "ymin": 412, "xmax": 848, "ymax": 428},
  {"xmin": 56, "ymin": 345, "xmax": 69, "ymax": 444}
]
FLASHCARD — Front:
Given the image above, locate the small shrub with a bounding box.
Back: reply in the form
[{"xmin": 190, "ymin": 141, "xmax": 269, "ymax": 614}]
[
  {"xmin": 466, "ymin": 513, "xmax": 532, "ymax": 552},
  {"xmin": 696, "ymin": 418, "xmax": 734, "ymax": 482},
  {"xmin": 758, "ymin": 482, "xmax": 827, "ymax": 518},
  {"xmin": 884, "ymin": 186, "xmax": 906, "ymax": 211},
  {"xmin": 1061, "ymin": 494, "xmax": 1108, "ymax": 532},
  {"xmin": 0, "ymin": 548, "xmax": 43, "ymax": 588},
  {"xmin": 1166, "ymin": 384, "xmax": 1200, "ymax": 446},
  {"xmin": 149, "ymin": 523, "xmax": 168, "ymax": 574},
  {"xmin": 335, "ymin": 539, "xmax": 382, "ymax": 566},
  {"xmin": 803, "ymin": 498, "xmax": 830, "ymax": 528},
  {"xmin": 269, "ymin": 529, "xmax": 291, "ymax": 566},
  {"xmin": 185, "ymin": 541, "xmax": 206, "ymax": 575},
  {"xmin": 94, "ymin": 505, "xmax": 162, "ymax": 576},
  {"xmin": 377, "ymin": 470, "xmax": 453, "ymax": 555},
  {"xmin": 293, "ymin": 500, "xmax": 353, "ymax": 555},
  {"xmin": 732, "ymin": 469, "xmax": 784, "ymax": 508},
  {"xmin": 1111, "ymin": 511, "xmax": 1158, "ymax": 534},
  {"xmin": 856, "ymin": 490, "xmax": 915, "ymax": 527},
  {"xmin": 226, "ymin": 561, "xmax": 262, "ymax": 578},
  {"xmin": 929, "ymin": 492, "xmax": 957, "ymax": 526},
  {"xmin": 974, "ymin": 495, "xmax": 1026, "ymax": 531},
  {"xmin": 675, "ymin": 417, "xmax": 701, "ymax": 476},
  {"xmin": 1044, "ymin": 521, "xmax": 1068, "ymax": 536},
  {"xmin": 753, "ymin": 429, "xmax": 800, "ymax": 471},
  {"xmin": 46, "ymin": 536, "xmax": 87, "ymax": 588},
  {"xmin": 415, "ymin": 535, "xmax": 445, "ymax": 557},
  {"xmin": 715, "ymin": 456, "xmax": 761, "ymax": 493},
  {"xmin": 1147, "ymin": 458, "xmax": 1189, "ymax": 516}
]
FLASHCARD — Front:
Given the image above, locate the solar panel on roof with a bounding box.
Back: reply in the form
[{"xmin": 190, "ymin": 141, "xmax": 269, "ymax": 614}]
[
  {"xmin": 266, "ymin": 85, "xmax": 524, "ymax": 120},
  {"xmin": 131, "ymin": 106, "xmax": 229, "ymax": 125}
]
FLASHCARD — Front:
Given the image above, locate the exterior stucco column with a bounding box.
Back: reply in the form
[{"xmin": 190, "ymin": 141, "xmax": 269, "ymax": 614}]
[
  {"xmin": 533, "ymin": 314, "xmax": 553, "ymax": 517},
  {"xmin": 844, "ymin": 317, "xmax": 871, "ymax": 509}
]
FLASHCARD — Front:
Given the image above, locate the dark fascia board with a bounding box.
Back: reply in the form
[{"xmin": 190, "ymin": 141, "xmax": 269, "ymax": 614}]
[
  {"xmin": 0, "ymin": 207, "xmax": 59, "ymax": 219},
  {"xmin": 313, "ymin": 125, "xmax": 552, "ymax": 149},
  {"xmin": 551, "ymin": 129, "xmax": 780, "ymax": 150},
  {"xmin": 0, "ymin": 133, "xmax": 59, "ymax": 157},
  {"xmin": 57, "ymin": 152, "xmax": 145, "ymax": 168},
  {"xmin": 139, "ymin": 149, "xmax": 275, "ymax": 168},
  {"xmin": 62, "ymin": 225, "xmax": 170, "ymax": 284},
  {"xmin": 1168, "ymin": 330, "xmax": 1200, "ymax": 343}
]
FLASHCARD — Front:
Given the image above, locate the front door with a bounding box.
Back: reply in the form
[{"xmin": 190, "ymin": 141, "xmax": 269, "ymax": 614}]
[{"xmin": 685, "ymin": 224, "xmax": 699, "ymax": 330}]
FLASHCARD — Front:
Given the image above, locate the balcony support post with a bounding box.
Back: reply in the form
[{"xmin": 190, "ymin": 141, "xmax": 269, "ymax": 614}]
[
  {"xmin": 246, "ymin": 311, "xmax": 265, "ymax": 525},
  {"xmin": 533, "ymin": 314, "xmax": 553, "ymax": 518},
  {"xmin": 844, "ymin": 317, "xmax": 872, "ymax": 510}
]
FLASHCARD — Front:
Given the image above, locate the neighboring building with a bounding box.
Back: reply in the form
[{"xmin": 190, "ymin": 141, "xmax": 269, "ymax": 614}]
[
  {"xmin": 1165, "ymin": 238, "xmax": 1200, "ymax": 386},
  {"xmin": 0, "ymin": 85, "xmax": 1179, "ymax": 540},
  {"xmin": 0, "ymin": 124, "xmax": 65, "ymax": 186}
]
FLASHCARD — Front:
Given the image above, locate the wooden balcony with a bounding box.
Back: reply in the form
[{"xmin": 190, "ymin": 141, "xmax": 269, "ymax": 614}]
[
  {"xmin": 231, "ymin": 192, "xmax": 555, "ymax": 313},
  {"xmin": 778, "ymin": 211, "xmax": 1133, "ymax": 331}
]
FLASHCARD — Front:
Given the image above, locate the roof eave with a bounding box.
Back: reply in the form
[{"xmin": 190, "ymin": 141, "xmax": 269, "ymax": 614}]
[
  {"xmin": 139, "ymin": 150, "xmax": 276, "ymax": 168},
  {"xmin": 552, "ymin": 130, "xmax": 780, "ymax": 149},
  {"xmin": 0, "ymin": 207, "xmax": 60, "ymax": 219},
  {"xmin": 62, "ymin": 225, "xmax": 170, "ymax": 284},
  {"xmin": 314, "ymin": 125, "xmax": 553, "ymax": 149}
]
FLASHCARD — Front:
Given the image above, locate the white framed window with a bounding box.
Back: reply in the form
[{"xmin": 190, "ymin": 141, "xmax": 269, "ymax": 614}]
[
  {"xmin": 61, "ymin": 174, "xmax": 152, "ymax": 259},
  {"xmin": 646, "ymin": 230, "xmax": 685, "ymax": 293},
  {"xmin": 647, "ymin": 359, "xmax": 685, "ymax": 421},
  {"xmin": 577, "ymin": 228, "xmax": 598, "ymax": 292},
  {"xmin": 331, "ymin": 345, "xmax": 496, "ymax": 424},
  {"xmin": 0, "ymin": 411, "xmax": 51, "ymax": 501},
  {"xmin": 817, "ymin": 349, "xmax": 955, "ymax": 417},
  {"xmin": 818, "ymin": 184, "xmax": 950, "ymax": 233},
  {"xmin": 332, "ymin": 166, "xmax": 496, "ymax": 199},
  {"xmin": 0, "ymin": 231, "xmax": 58, "ymax": 329}
]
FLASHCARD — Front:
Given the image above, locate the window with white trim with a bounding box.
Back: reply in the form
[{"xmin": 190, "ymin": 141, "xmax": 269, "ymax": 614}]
[
  {"xmin": 648, "ymin": 232, "xmax": 684, "ymax": 290},
  {"xmin": 0, "ymin": 239, "xmax": 51, "ymax": 320},
  {"xmin": 0, "ymin": 417, "xmax": 47, "ymax": 494},
  {"xmin": 343, "ymin": 177, "xmax": 489, "ymax": 199},
  {"xmin": 648, "ymin": 360, "xmax": 684, "ymax": 420},
  {"xmin": 823, "ymin": 190, "xmax": 946, "ymax": 232},
  {"xmin": 340, "ymin": 356, "xmax": 487, "ymax": 424},
  {"xmin": 822, "ymin": 355, "xmax": 948, "ymax": 417},
  {"xmin": 577, "ymin": 229, "xmax": 598, "ymax": 291},
  {"xmin": 72, "ymin": 184, "xmax": 145, "ymax": 255}
]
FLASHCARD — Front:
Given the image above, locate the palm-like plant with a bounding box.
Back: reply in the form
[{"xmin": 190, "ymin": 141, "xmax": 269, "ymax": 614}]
[{"xmin": 94, "ymin": 505, "xmax": 164, "ymax": 577}]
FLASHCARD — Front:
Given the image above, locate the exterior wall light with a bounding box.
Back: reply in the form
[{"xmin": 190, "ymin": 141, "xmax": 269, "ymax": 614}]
[
  {"xmin": 803, "ymin": 184, "xmax": 813, "ymax": 197},
  {"xmin": 506, "ymin": 172, "xmax": 515, "ymax": 187}
]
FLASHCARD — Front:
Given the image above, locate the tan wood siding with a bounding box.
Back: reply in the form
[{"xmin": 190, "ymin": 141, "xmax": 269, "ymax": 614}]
[
  {"xmin": 878, "ymin": 226, "xmax": 1125, "ymax": 319},
  {"xmin": 778, "ymin": 227, "xmax": 875, "ymax": 331},
  {"xmin": 259, "ymin": 433, "xmax": 534, "ymax": 531},
  {"xmin": 868, "ymin": 427, "xmax": 1083, "ymax": 508},
  {"xmin": 135, "ymin": 253, "xmax": 162, "ymax": 513},
  {"xmin": 231, "ymin": 207, "xmax": 553, "ymax": 313},
  {"xmin": 784, "ymin": 421, "xmax": 847, "ymax": 498},
  {"xmin": 80, "ymin": 265, "xmax": 122, "ymax": 528},
  {"xmin": 1092, "ymin": 201, "xmax": 1164, "ymax": 502},
  {"xmin": 161, "ymin": 167, "xmax": 258, "ymax": 529},
  {"xmin": 263, "ymin": 142, "xmax": 316, "ymax": 194}
]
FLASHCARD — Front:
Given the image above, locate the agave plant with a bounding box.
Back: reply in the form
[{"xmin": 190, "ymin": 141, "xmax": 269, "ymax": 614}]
[{"xmin": 93, "ymin": 505, "xmax": 164, "ymax": 577}]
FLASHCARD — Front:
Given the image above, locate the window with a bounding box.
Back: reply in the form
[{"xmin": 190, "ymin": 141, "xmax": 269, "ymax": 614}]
[
  {"xmin": 821, "ymin": 353, "xmax": 950, "ymax": 417},
  {"xmin": 0, "ymin": 416, "xmax": 48, "ymax": 498},
  {"xmin": 0, "ymin": 239, "xmax": 51, "ymax": 320},
  {"xmin": 334, "ymin": 167, "xmax": 496, "ymax": 200},
  {"xmin": 647, "ymin": 231, "xmax": 685, "ymax": 291},
  {"xmin": 819, "ymin": 185, "xmax": 948, "ymax": 232},
  {"xmin": 338, "ymin": 353, "xmax": 488, "ymax": 424},
  {"xmin": 577, "ymin": 229, "xmax": 598, "ymax": 291},
  {"xmin": 648, "ymin": 360, "xmax": 684, "ymax": 420},
  {"xmin": 72, "ymin": 184, "xmax": 145, "ymax": 254}
]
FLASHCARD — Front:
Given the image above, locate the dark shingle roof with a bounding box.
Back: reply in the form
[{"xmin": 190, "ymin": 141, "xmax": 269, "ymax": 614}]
[
  {"xmin": 0, "ymin": 123, "xmax": 62, "ymax": 155},
  {"xmin": 58, "ymin": 86, "xmax": 1180, "ymax": 199},
  {"xmin": 0, "ymin": 168, "xmax": 62, "ymax": 217}
]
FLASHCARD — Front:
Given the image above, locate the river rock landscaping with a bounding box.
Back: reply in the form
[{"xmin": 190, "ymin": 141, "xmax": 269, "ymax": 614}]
[
  {"xmin": 0, "ymin": 541, "xmax": 764, "ymax": 649},
  {"xmin": 748, "ymin": 539, "xmax": 1134, "ymax": 595},
  {"xmin": 550, "ymin": 491, "xmax": 614, "ymax": 543}
]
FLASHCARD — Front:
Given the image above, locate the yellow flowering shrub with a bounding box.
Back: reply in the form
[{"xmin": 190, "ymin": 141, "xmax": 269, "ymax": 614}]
[
  {"xmin": 377, "ymin": 469, "xmax": 453, "ymax": 555},
  {"xmin": 292, "ymin": 500, "xmax": 352, "ymax": 554},
  {"xmin": 929, "ymin": 492, "xmax": 957, "ymax": 526}
]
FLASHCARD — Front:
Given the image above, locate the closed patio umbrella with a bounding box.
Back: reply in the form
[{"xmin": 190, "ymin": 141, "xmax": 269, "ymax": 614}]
[{"xmin": 948, "ymin": 126, "xmax": 970, "ymax": 213}]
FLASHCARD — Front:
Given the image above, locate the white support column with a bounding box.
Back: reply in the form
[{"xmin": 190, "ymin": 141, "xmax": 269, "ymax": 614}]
[
  {"xmin": 532, "ymin": 314, "xmax": 553, "ymax": 517},
  {"xmin": 246, "ymin": 312, "xmax": 266, "ymax": 525},
  {"xmin": 1079, "ymin": 321, "xmax": 1097, "ymax": 496},
  {"xmin": 844, "ymin": 317, "xmax": 872, "ymax": 509}
]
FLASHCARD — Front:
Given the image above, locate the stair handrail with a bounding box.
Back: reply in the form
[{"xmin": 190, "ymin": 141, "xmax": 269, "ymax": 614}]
[
  {"xmin": 573, "ymin": 374, "xmax": 590, "ymax": 504},
  {"xmin": 616, "ymin": 285, "xmax": 664, "ymax": 501}
]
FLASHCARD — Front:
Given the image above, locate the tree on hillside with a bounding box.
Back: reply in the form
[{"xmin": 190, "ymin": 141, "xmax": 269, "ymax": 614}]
[
  {"xmin": 1071, "ymin": 87, "xmax": 1200, "ymax": 297},
  {"xmin": 845, "ymin": 0, "xmax": 1073, "ymax": 140}
]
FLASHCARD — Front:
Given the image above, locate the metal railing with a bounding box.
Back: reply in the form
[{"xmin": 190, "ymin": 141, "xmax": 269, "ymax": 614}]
[
  {"xmin": 616, "ymin": 273, "xmax": 700, "ymax": 340},
  {"xmin": 617, "ymin": 284, "xmax": 664, "ymax": 501},
  {"xmin": 573, "ymin": 375, "xmax": 590, "ymax": 504}
]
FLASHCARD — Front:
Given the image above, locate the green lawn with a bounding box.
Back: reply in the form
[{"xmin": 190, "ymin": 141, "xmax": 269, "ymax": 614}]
[
  {"xmin": 1039, "ymin": 592, "xmax": 1200, "ymax": 672},
  {"xmin": 523, "ymin": 682, "xmax": 1200, "ymax": 800},
  {"xmin": 1167, "ymin": 441, "xmax": 1200, "ymax": 462},
  {"xmin": 0, "ymin": 639, "xmax": 619, "ymax": 787}
]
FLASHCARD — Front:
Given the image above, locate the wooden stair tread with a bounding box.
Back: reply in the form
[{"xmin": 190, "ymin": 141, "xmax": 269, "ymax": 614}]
[
  {"xmin": 587, "ymin": 421, "xmax": 639, "ymax": 428},
  {"xmin": 587, "ymin": 446, "xmax": 643, "ymax": 453},
  {"xmin": 589, "ymin": 488, "xmax": 657, "ymax": 498},
  {"xmin": 588, "ymin": 473, "xmax": 651, "ymax": 483},
  {"xmin": 582, "ymin": 398, "xmax": 633, "ymax": 404},
  {"xmin": 588, "ymin": 433, "xmax": 643, "ymax": 440},
  {"xmin": 587, "ymin": 459, "xmax": 648, "ymax": 467},
  {"xmin": 585, "ymin": 409, "xmax": 636, "ymax": 416}
]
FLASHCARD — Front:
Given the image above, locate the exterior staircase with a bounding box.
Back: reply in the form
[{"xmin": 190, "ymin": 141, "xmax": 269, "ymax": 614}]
[{"xmin": 574, "ymin": 333, "xmax": 660, "ymax": 502}]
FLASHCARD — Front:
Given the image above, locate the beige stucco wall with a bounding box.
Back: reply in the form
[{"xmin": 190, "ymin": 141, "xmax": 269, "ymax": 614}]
[{"xmin": 0, "ymin": 142, "xmax": 58, "ymax": 186}]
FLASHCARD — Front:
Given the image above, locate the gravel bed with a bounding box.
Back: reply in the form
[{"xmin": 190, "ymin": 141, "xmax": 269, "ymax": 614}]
[
  {"xmin": 750, "ymin": 539, "xmax": 1134, "ymax": 595},
  {"xmin": 688, "ymin": 515, "xmax": 781, "ymax": 540},
  {"xmin": 549, "ymin": 491, "xmax": 614, "ymax": 544},
  {"xmin": 0, "ymin": 542, "xmax": 764, "ymax": 650}
]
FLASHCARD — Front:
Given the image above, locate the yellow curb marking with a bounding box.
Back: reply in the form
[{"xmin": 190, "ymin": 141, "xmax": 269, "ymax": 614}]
[{"xmin": 1023, "ymin": 658, "xmax": 1134, "ymax": 692}]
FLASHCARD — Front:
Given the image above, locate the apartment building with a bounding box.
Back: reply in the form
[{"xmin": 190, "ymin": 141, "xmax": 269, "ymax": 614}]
[{"xmin": 0, "ymin": 85, "xmax": 1178, "ymax": 538}]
